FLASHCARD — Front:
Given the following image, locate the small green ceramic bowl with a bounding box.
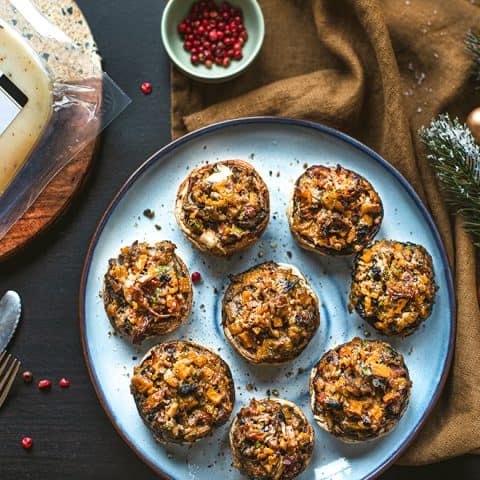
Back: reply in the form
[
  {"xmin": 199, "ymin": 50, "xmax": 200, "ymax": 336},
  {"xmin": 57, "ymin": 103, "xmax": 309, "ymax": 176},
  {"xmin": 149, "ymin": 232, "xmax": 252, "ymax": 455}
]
[{"xmin": 161, "ymin": 0, "xmax": 264, "ymax": 83}]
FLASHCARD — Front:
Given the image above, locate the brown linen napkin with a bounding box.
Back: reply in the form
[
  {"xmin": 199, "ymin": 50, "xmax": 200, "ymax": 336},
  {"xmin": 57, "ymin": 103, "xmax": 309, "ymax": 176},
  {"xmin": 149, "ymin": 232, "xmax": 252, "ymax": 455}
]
[{"xmin": 171, "ymin": 0, "xmax": 480, "ymax": 465}]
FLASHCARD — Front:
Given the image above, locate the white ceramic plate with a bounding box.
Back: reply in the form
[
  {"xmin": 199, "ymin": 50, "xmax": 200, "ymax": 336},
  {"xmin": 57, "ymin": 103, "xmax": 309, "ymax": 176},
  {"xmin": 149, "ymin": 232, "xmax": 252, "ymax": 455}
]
[{"xmin": 80, "ymin": 118, "xmax": 455, "ymax": 480}]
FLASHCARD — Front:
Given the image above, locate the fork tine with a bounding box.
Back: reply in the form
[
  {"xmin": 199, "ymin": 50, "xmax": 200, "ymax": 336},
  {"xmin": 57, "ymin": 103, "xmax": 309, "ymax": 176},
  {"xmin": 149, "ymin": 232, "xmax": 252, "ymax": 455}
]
[
  {"xmin": 0, "ymin": 357, "xmax": 20, "ymax": 409},
  {"xmin": 0, "ymin": 352, "xmax": 11, "ymax": 378},
  {"xmin": 0, "ymin": 351, "xmax": 6, "ymax": 364},
  {"xmin": 0, "ymin": 357, "xmax": 17, "ymax": 391}
]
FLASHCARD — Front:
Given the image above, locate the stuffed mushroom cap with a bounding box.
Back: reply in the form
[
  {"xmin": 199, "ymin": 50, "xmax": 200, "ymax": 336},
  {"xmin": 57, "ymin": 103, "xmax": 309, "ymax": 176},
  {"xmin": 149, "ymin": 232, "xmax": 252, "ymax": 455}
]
[
  {"xmin": 175, "ymin": 160, "xmax": 270, "ymax": 256},
  {"xmin": 222, "ymin": 262, "xmax": 320, "ymax": 365},
  {"xmin": 230, "ymin": 398, "xmax": 314, "ymax": 480},
  {"xmin": 103, "ymin": 241, "xmax": 192, "ymax": 343},
  {"xmin": 131, "ymin": 340, "xmax": 235, "ymax": 444},
  {"xmin": 287, "ymin": 164, "xmax": 383, "ymax": 256},
  {"xmin": 349, "ymin": 240, "xmax": 437, "ymax": 336},
  {"xmin": 310, "ymin": 337, "xmax": 411, "ymax": 443}
]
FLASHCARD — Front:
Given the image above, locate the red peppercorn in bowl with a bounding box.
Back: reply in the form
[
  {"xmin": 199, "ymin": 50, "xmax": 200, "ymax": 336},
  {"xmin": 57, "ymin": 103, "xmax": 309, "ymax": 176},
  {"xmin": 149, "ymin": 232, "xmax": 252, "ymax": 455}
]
[{"xmin": 161, "ymin": 0, "xmax": 264, "ymax": 83}]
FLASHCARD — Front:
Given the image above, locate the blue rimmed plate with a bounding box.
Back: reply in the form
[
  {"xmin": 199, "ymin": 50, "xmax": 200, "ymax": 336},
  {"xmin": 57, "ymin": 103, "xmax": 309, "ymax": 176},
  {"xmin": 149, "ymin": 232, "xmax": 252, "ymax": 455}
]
[{"xmin": 79, "ymin": 117, "xmax": 455, "ymax": 480}]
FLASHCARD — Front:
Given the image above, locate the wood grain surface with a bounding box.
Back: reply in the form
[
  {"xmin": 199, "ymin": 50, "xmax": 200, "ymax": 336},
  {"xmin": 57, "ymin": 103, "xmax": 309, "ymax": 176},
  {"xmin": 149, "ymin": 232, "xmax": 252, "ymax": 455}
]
[
  {"xmin": 0, "ymin": 143, "xmax": 98, "ymax": 260},
  {"xmin": 0, "ymin": 1, "xmax": 478, "ymax": 479}
]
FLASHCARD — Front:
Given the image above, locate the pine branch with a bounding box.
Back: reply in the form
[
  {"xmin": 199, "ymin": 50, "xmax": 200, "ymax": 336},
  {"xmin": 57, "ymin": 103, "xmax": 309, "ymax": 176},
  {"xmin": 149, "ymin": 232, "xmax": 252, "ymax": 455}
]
[
  {"xmin": 419, "ymin": 114, "xmax": 480, "ymax": 246},
  {"xmin": 465, "ymin": 30, "xmax": 480, "ymax": 85}
]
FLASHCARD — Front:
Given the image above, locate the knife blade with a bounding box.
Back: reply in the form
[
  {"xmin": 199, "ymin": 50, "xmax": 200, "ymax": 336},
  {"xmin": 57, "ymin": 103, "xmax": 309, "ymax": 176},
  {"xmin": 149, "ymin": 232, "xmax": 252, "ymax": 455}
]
[{"xmin": 0, "ymin": 290, "xmax": 21, "ymax": 352}]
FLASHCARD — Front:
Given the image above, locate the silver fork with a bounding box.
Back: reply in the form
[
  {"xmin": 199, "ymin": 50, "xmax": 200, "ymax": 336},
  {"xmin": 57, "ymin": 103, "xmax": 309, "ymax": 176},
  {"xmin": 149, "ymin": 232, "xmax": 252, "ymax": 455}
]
[{"xmin": 0, "ymin": 350, "xmax": 21, "ymax": 409}]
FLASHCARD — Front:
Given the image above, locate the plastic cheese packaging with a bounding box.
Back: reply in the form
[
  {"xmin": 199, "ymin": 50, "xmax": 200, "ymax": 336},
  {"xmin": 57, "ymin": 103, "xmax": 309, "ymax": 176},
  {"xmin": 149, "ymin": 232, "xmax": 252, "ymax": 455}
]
[
  {"xmin": 0, "ymin": 19, "xmax": 53, "ymax": 194},
  {"xmin": 0, "ymin": 0, "xmax": 130, "ymax": 242}
]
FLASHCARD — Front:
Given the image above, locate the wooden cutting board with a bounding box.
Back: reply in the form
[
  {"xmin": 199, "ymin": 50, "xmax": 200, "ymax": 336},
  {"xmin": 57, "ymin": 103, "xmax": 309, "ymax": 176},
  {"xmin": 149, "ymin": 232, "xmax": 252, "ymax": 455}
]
[{"xmin": 0, "ymin": 0, "xmax": 101, "ymax": 261}]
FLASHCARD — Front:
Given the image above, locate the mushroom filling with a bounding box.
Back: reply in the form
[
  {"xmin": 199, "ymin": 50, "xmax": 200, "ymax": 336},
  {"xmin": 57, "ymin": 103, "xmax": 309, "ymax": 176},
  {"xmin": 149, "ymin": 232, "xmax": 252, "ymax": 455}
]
[
  {"xmin": 311, "ymin": 338, "xmax": 411, "ymax": 441},
  {"xmin": 131, "ymin": 341, "xmax": 234, "ymax": 443},
  {"xmin": 349, "ymin": 240, "xmax": 437, "ymax": 336},
  {"xmin": 231, "ymin": 399, "xmax": 314, "ymax": 480},
  {"xmin": 290, "ymin": 165, "xmax": 383, "ymax": 254},
  {"xmin": 223, "ymin": 262, "xmax": 319, "ymax": 363},
  {"xmin": 180, "ymin": 161, "xmax": 269, "ymax": 251},
  {"xmin": 104, "ymin": 241, "xmax": 191, "ymax": 343}
]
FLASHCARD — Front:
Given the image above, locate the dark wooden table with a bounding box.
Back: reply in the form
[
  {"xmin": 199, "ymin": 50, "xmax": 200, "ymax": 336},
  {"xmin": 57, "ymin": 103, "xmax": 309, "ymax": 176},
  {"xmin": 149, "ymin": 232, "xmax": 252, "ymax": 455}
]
[{"xmin": 0, "ymin": 1, "xmax": 478, "ymax": 478}]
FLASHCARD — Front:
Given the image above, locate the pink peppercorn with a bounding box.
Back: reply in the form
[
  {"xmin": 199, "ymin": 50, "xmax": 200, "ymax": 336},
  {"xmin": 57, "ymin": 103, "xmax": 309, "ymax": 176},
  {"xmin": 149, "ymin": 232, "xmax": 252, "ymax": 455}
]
[
  {"xmin": 140, "ymin": 82, "xmax": 153, "ymax": 95},
  {"xmin": 59, "ymin": 378, "xmax": 71, "ymax": 388},
  {"xmin": 191, "ymin": 272, "xmax": 202, "ymax": 283},
  {"xmin": 38, "ymin": 379, "xmax": 51, "ymax": 390},
  {"xmin": 177, "ymin": 1, "xmax": 248, "ymax": 69},
  {"xmin": 21, "ymin": 437, "xmax": 33, "ymax": 450}
]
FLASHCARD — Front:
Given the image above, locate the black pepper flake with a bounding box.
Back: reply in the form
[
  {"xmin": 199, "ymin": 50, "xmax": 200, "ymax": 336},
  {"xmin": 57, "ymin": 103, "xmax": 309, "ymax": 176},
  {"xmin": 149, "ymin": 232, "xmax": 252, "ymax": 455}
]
[
  {"xmin": 67, "ymin": 6, "xmax": 73, "ymax": 14},
  {"xmin": 287, "ymin": 251, "xmax": 292, "ymax": 259},
  {"xmin": 155, "ymin": 224, "xmax": 162, "ymax": 230},
  {"xmin": 41, "ymin": 53, "xmax": 50, "ymax": 61},
  {"xmin": 143, "ymin": 208, "xmax": 155, "ymax": 219}
]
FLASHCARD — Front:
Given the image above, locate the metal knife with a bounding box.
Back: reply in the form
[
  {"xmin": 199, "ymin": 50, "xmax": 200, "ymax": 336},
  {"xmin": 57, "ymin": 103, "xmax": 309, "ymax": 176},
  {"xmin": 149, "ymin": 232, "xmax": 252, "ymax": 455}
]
[{"xmin": 0, "ymin": 291, "xmax": 21, "ymax": 352}]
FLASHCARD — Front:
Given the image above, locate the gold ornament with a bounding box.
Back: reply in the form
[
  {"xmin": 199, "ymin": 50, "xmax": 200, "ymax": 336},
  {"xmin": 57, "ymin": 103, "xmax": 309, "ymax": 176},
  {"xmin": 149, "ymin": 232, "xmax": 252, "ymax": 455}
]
[{"xmin": 466, "ymin": 107, "xmax": 480, "ymax": 143}]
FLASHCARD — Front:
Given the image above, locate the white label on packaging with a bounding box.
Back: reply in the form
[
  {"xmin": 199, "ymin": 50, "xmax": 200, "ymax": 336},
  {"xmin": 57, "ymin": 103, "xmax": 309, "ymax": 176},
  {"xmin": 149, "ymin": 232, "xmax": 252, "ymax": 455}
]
[{"xmin": 0, "ymin": 69, "xmax": 28, "ymax": 135}]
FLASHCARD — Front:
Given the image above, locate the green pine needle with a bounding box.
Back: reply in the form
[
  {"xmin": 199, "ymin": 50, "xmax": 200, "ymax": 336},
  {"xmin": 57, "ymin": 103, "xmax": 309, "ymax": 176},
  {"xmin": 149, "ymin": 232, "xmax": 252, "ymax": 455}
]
[
  {"xmin": 465, "ymin": 30, "xmax": 480, "ymax": 84},
  {"xmin": 419, "ymin": 114, "xmax": 480, "ymax": 246}
]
